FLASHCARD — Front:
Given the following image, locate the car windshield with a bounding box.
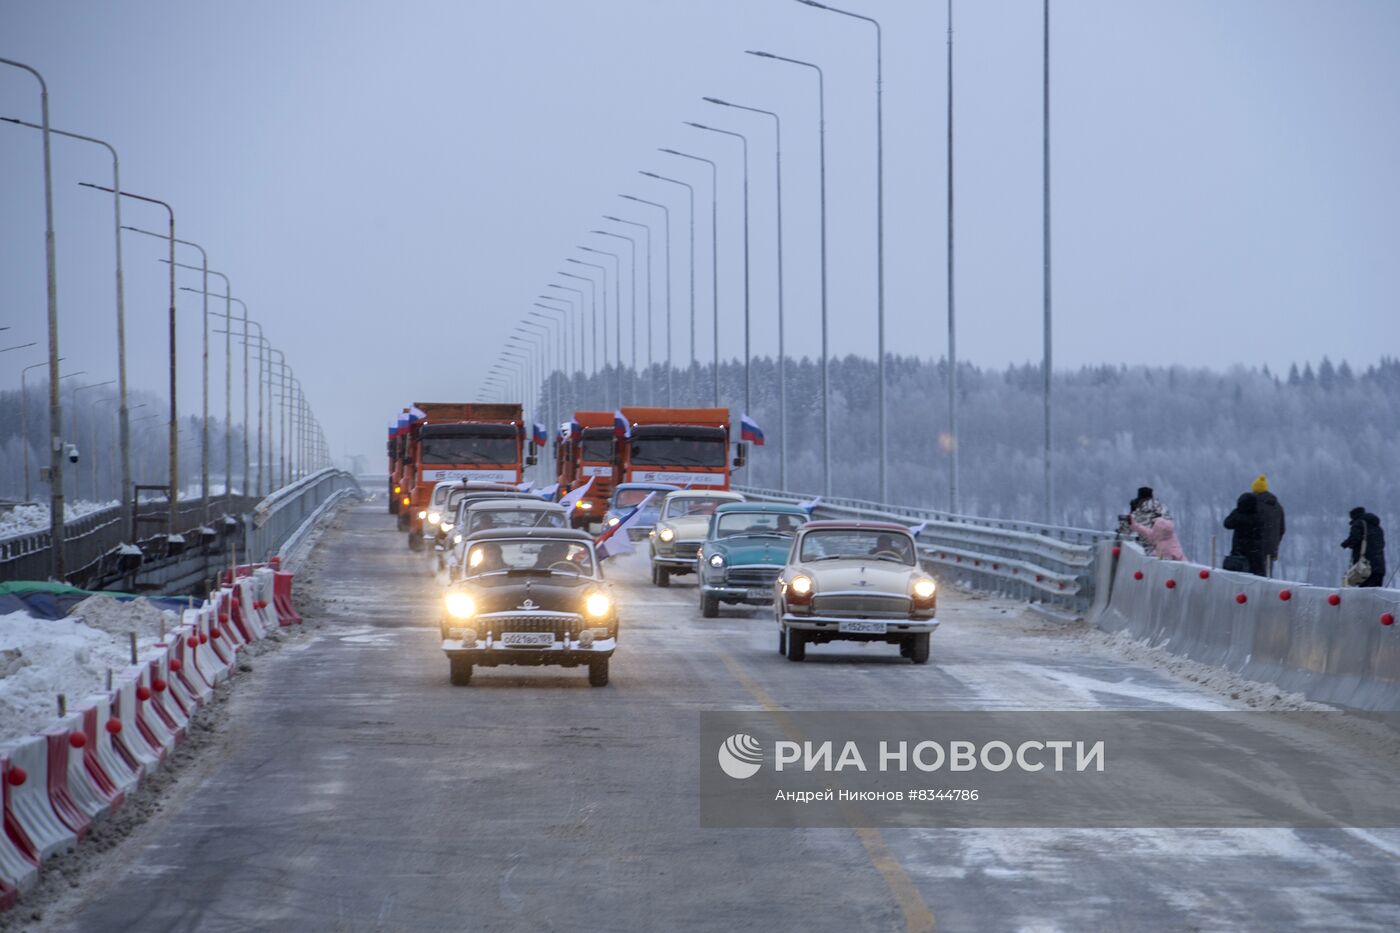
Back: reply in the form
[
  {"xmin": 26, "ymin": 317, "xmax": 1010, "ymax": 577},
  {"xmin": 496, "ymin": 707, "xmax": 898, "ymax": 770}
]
[
  {"xmin": 463, "ymin": 539, "xmax": 595, "ymax": 577},
  {"xmin": 615, "ymin": 488, "xmax": 661, "ymax": 509},
  {"xmin": 665, "ymin": 497, "xmax": 730, "ymax": 519},
  {"xmin": 466, "ymin": 509, "xmax": 567, "ymax": 534},
  {"xmin": 421, "ymin": 434, "xmax": 517, "ymax": 465},
  {"xmin": 580, "ymin": 430, "xmax": 614, "ymax": 462},
  {"xmin": 431, "ymin": 484, "xmax": 454, "ymax": 507},
  {"xmin": 715, "ymin": 512, "xmax": 805, "ymax": 539},
  {"xmin": 798, "ymin": 529, "xmax": 916, "ymax": 565},
  {"xmin": 629, "ymin": 432, "xmax": 727, "ymax": 467}
]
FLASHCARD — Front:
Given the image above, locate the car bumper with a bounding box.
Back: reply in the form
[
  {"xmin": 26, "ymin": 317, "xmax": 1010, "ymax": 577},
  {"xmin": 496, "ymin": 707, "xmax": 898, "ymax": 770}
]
[
  {"xmin": 702, "ymin": 583, "xmax": 774, "ymax": 603},
  {"xmin": 442, "ymin": 638, "xmax": 616, "ymax": 666},
  {"xmin": 652, "ymin": 555, "xmax": 697, "ymax": 570},
  {"xmin": 782, "ymin": 614, "xmax": 939, "ymax": 634}
]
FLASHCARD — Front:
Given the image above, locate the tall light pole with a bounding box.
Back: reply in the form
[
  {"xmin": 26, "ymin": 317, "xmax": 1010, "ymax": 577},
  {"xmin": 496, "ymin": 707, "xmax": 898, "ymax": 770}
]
[
  {"xmin": 82, "ymin": 183, "xmax": 178, "ymax": 533},
  {"xmin": 635, "ymin": 169, "xmax": 696, "ymax": 404},
  {"xmin": 659, "ymin": 149, "xmax": 720, "ymax": 406},
  {"xmin": 537, "ymin": 296, "xmax": 580, "ymax": 403},
  {"xmin": 1, "ymin": 117, "xmax": 131, "ymax": 525},
  {"xmin": 578, "ymin": 246, "xmax": 627, "ymax": 404},
  {"xmin": 947, "ymin": 0, "xmax": 959, "ymax": 514},
  {"xmin": 795, "ymin": 0, "xmax": 886, "ymax": 501},
  {"xmin": 1042, "ymin": 0, "xmax": 1054, "ymax": 524},
  {"xmin": 218, "ymin": 318, "xmax": 267, "ymax": 496},
  {"xmin": 545, "ymin": 286, "xmax": 589, "ymax": 376},
  {"xmin": 702, "ymin": 98, "xmax": 788, "ymax": 490},
  {"xmin": 555, "ymin": 275, "xmax": 599, "ymax": 402},
  {"xmin": 565, "ymin": 259, "xmax": 612, "ymax": 407},
  {"xmin": 749, "ymin": 50, "xmax": 830, "ymax": 496},
  {"xmin": 19, "ymin": 357, "xmax": 68, "ymax": 502},
  {"xmin": 532, "ymin": 305, "xmax": 574, "ymax": 415},
  {"xmin": 1, "ymin": 59, "xmax": 65, "ymax": 576},
  {"xmin": 618, "ymin": 194, "xmax": 672, "ymax": 400},
  {"xmin": 183, "ymin": 285, "xmax": 251, "ymax": 497},
  {"xmin": 590, "ymin": 229, "xmax": 642, "ymax": 402}
]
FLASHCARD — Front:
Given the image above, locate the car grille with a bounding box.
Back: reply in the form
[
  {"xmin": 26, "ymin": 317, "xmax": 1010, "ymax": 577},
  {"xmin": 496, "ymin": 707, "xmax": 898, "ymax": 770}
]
[
  {"xmin": 810, "ymin": 594, "xmax": 911, "ymax": 618},
  {"xmin": 478, "ymin": 613, "xmax": 582, "ymax": 637},
  {"xmin": 726, "ymin": 566, "xmax": 781, "ymax": 587}
]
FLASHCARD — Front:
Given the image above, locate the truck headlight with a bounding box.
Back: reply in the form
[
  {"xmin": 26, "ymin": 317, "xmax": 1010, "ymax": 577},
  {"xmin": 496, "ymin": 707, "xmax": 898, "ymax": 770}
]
[
  {"xmin": 394, "ymin": 485, "xmax": 401, "ymax": 494},
  {"xmin": 576, "ymin": 500, "xmax": 593, "ymax": 511},
  {"xmin": 417, "ymin": 510, "xmax": 427, "ymax": 520},
  {"xmin": 428, "ymin": 511, "xmax": 441, "ymax": 525},
  {"xmin": 913, "ymin": 578, "xmax": 937, "ymax": 600},
  {"xmin": 441, "ymin": 522, "xmax": 454, "ymax": 533},
  {"xmin": 453, "ymin": 533, "xmax": 463, "ymax": 544},
  {"xmin": 445, "ymin": 592, "xmax": 476, "ymax": 619},
  {"xmin": 658, "ymin": 527, "xmax": 674, "ymax": 542},
  {"xmin": 402, "ymin": 496, "xmax": 411, "ymax": 506},
  {"xmin": 584, "ymin": 592, "xmax": 612, "ymax": 619},
  {"xmin": 709, "ymin": 553, "xmax": 725, "ymax": 568}
]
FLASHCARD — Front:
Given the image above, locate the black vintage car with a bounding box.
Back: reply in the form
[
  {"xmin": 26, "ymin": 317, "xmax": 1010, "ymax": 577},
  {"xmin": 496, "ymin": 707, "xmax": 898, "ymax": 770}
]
[{"xmin": 439, "ymin": 527, "xmax": 617, "ymax": 686}]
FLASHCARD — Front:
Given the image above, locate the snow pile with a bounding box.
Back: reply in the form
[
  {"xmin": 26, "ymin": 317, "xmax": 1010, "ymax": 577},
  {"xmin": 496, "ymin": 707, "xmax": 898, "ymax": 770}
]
[
  {"xmin": 0, "ymin": 609, "xmax": 158, "ymax": 744},
  {"xmin": 0, "ymin": 499, "xmax": 120, "ymax": 541},
  {"xmin": 67, "ymin": 593, "xmax": 180, "ymax": 640}
]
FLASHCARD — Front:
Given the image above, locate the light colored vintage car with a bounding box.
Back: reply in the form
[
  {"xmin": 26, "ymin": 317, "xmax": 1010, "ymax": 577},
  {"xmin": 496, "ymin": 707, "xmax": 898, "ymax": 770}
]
[
  {"xmin": 647, "ymin": 489, "xmax": 746, "ymax": 586},
  {"xmin": 696, "ymin": 502, "xmax": 808, "ymax": 617},
  {"xmin": 774, "ymin": 520, "xmax": 939, "ymax": 664},
  {"xmin": 442, "ymin": 498, "xmax": 570, "ymax": 578}
]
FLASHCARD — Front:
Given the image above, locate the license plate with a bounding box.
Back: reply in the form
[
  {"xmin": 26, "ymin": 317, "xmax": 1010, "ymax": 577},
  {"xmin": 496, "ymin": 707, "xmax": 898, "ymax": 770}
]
[
  {"xmin": 839, "ymin": 621, "xmax": 887, "ymax": 634},
  {"xmin": 501, "ymin": 632, "xmax": 554, "ymax": 647},
  {"xmin": 746, "ymin": 588, "xmax": 771, "ymax": 601}
]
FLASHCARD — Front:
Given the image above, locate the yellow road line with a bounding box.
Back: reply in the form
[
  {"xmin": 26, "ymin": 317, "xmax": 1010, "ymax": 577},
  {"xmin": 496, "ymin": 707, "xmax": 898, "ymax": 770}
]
[{"xmin": 717, "ymin": 651, "xmax": 936, "ymax": 933}]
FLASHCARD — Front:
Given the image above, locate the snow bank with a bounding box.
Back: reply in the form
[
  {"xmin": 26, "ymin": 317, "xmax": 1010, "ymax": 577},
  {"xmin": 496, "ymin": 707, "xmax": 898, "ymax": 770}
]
[
  {"xmin": 0, "ymin": 596, "xmax": 180, "ymax": 744},
  {"xmin": 0, "ymin": 499, "xmax": 120, "ymax": 541}
]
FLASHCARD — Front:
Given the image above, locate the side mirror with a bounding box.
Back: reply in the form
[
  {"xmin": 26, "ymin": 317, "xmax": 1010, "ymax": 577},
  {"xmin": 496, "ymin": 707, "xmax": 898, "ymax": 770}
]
[
  {"xmin": 526, "ymin": 454, "xmax": 538, "ymax": 467},
  {"xmin": 732, "ymin": 442, "xmax": 748, "ymax": 469}
]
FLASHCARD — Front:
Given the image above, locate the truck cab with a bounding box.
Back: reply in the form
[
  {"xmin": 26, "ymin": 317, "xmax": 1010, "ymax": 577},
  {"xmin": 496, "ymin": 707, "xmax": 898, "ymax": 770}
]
[
  {"xmin": 563, "ymin": 411, "xmax": 617, "ymax": 529},
  {"xmin": 617, "ymin": 407, "xmax": 734, "ymax": 490}
]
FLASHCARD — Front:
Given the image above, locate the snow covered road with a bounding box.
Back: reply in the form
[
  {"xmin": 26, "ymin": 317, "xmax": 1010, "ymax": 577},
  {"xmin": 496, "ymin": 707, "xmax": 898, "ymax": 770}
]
[{"xmin": 28, "ymin": 503, "xmax": 1400, "ymax": 932}]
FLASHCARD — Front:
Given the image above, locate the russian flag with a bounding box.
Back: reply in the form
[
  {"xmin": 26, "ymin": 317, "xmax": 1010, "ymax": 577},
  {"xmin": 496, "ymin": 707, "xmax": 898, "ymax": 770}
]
[
  {"xmin": 595, "ymin": 492, "xmax": 658, "ymax": 560},
  {"xmin": 532, "ymin": 422, "xmax": 547, "ymax": 447},
  {"xmin": 740, "ymin": 413, "xmax": 765, "ymax": 446},
  {"xmin": 613, "ymin": 409, "xmax": 631, "ymax": 439},
  {"xmin": 569, "ymin": 419, "xmax": 582, "ymax": 439}
]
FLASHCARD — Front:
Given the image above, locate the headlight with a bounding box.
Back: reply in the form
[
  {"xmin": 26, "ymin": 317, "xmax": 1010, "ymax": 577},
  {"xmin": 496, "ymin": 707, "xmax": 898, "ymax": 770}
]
[
  {"xmin": 577, "ymin": 500, "xmax": 593, "ymax": 511},
  {"xmin": 658, "ymin": 527, "xmax": 675, "ymax": 542},
  {"xmin": 913, "ymin": 578, "xmax": 937, "ymax": 600},
  {"xmin": 790, "ymin": 575, "xmax": 813, "ymax": 595},
  {"xmin": 402, "ymin": 496, "xmax": 411, "ymax": 506},
  {"xmin": 585, "ymin": 592, "xmax": 612, "ymax": 619},
  {"xmin": 417, "ymin": 510, "xmax": 427, "ymax": 519},
  {"xmin": 441, "ymin": 522, "xmax": 454, "ymax": 532},
  {"xmin": 607, "ymin": 516, "xmax": 620, "ymax": 527},
  {"xmin": 709, "ymin": 553, "xmax": 725, "ymax": 567},
  {"xmin": 445, "ymin": 592, "xmax": 476, "ymax": 619},
  {"xmin": 393, "ymin": 485, "xmax": 401, "ymax": 494},
  {"xmin": 428, "ymin": 511, "xmax": 441, "ymax": 525},
  {"xmin": 453, "ymin": 533, "xmax": 463, "ymax": 544}
]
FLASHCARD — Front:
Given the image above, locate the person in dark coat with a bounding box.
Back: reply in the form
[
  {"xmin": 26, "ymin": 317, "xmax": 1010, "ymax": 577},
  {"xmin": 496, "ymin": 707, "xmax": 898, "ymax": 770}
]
[
  {"xmin": 1250, "ymin": 474, "xmax": 1286, "ymax": 574},
  {"xmin": 1223, "ymin": 493, "xmax": 1266, "ymax": 576},
  {"xmin": 1342, "ymin": 507, "xmax": 1387, "ymax": 587}
]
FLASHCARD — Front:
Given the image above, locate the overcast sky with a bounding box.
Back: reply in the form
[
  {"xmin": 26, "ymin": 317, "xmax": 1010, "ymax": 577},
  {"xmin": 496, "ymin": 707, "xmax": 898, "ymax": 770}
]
[{"xmin": 2, "ymin": 0, "xmax": 1397, "ymax": 466}]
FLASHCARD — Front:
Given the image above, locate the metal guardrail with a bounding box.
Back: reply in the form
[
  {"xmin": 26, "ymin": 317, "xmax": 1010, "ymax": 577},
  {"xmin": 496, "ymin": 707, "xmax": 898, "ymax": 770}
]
[
  {"xmin": 243, "ymin": 468, "xmax": 364, "ymax": 564},
  {"xmin": 736, "ymin": 485, "xmax": 1112, "ymax": 611}
]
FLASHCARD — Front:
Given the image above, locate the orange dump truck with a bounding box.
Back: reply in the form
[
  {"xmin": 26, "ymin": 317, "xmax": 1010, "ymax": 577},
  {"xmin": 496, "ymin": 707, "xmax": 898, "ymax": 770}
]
[
  {"xmin": 561, "ymin": 411, "xmax": 619, "ymax": 528},
  {"xmin": 617, "ymin": 407, "xmax": 737, "ymax": 490},
  {"xmin": 399, "ymin": 403, "xmax": 528, "ymax": 542}
]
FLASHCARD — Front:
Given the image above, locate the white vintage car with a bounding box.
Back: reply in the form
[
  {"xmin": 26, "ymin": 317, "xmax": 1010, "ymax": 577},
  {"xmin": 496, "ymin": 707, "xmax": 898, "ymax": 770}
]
[
  {"xmin": 647, "ymin": 490, "xmax": 746, "ymax": 586},
  {"xmin": 774, "ymin": 520, "xmax": 939, "ymax": 664}
]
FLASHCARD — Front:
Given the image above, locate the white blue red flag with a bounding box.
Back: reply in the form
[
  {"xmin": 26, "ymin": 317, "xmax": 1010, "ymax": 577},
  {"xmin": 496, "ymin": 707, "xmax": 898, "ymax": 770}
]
[
  {"xmin": 595, "ymin": 492, "xmax": 658, "ymax": 560},
  {"xmin": 532, "ymin": 422, "xmax": 547, "ymax": 447},
  {"xmin": 612, "ymin": 409, "xmax": 631, "ymax": 439},
  {"xmin": 740, "ymin": 414, "xmax": 765, "ymax": 446},
  {"xmin": 909, "ymin": 521, "xmax": 927, "ymax": 538},
  {"xmin": 558, "ymin": 476, "xmax": 595, "ymax": 511},
  {"xmin": 798, "ymin": 495, "xmax": 822, "ymax": 514},
  {"xmin": 516, "ymin": 480, "xmax": 535, "ymax": 493},
  {"xmin": 537, "ymin": 483, "xmax": 560, "ymax": 500}
]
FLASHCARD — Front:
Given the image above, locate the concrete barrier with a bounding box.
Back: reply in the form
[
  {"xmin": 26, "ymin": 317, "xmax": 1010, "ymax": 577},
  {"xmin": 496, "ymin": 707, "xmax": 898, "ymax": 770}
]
[
  {"xmin": 1090, "ymin": 542, "xmax": 1400, "ymax": 710},
  {"xmin": 273, "ymin": 571, "xmax": 302, "ymax": 624}
]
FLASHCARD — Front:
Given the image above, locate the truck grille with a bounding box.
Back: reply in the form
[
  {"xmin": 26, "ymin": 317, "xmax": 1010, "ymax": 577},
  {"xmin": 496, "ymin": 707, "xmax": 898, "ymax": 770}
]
[
  {"xmin": 810, "ymin": 594, "xmax": 911, "ymax": 619},
  {"xmin": 726, "ymin": 566, "xmax": 782, "ymax": 587}
]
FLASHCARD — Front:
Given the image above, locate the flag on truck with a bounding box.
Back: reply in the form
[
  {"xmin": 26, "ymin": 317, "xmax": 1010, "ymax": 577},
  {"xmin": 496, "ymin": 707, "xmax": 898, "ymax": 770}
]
[
  {"xmin": 612, "ymin": 409, "xmax": 631, "ymax": 439},
  {"xmin": 559, "ymin": 476, "xmax": 595, "ymax": 511},
  {"xmin": 740, "ymin": 414, "xmax": 765, "ymax": 446},
  {"xmin": 594, "ymin": 492, "xmax": 658, "ymax": 560},
  {"xmin": 532, "ymin": 422, "xmax": 547, "ymax": 447}
]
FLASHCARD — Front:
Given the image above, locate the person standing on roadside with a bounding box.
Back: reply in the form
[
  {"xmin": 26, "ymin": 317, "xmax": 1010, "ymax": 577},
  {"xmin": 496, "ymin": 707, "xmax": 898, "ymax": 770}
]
[
  {"xmin": 1223, "ymin": 493, "xmax": 1266, "ymax": 576},
  {"xmin": 1342, "ymin": 507, "xmax": 1387, "ymax": 587},
  {"xmin": 1251, "ymin": 474, "xmax": 1286, "ymax": 576}
]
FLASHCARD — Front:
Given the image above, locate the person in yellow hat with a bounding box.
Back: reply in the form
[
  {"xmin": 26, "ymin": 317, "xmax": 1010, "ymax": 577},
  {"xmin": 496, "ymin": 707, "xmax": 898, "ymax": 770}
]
[{"xmin": 1251, "ymin": 474, "xmax": 1286, "ymax": 575}]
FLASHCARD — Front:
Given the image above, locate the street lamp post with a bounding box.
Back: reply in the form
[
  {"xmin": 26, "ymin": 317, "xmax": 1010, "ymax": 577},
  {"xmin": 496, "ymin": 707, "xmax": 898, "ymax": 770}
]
[
  {"xmin": 18, "ymin": 357, "xmax": 67, "ymax": 502},
  {"xmin": 702, "ymin": 98, "xmax": 789, "ymax": 490},
  {"xmin": 1, "ymin": 58, "xmax": 65, "ymax": 576},
  {"xmin": 635, "ymin": 171, "xmax": 695, "ymax": 404},
  {"xmin": 618, "ymin": 194, "xmax": 675, "ymax": 406},
  {"xmin": 599, "ymin": 218, "xmax": 652, "ymax": 402},
  {"xmin": 70, "ymin": 380, "xmax": 116, "ymax": 502},
  {"xmin": 748, "ymin": 50, "xmax": 830, "ymax": 497},
  {"xmin": 182, "ymin": 284, "xmax": 252, "ymax": 497},
  {"xmin": 589, "ymin": 230, "xmax": 641, "ymax": 401},
  {"xmin": 556, "ymin": 274, "xmax": 599, "ymax": 403},
  {"xmin": 1042, "ymin": 0, "xmax": 1054, "ymax": 525},
  {"xmin": 545, "ymin": 286, "xmax": 589, "ymax": 377},
  {"xmin": 659, "ymin": 148, "xmax": 720, "ymax": 406},
  {"xmin": 795, "ymin": 0, "xmax": 887, "ymax": 501},
  {"xmin": 578, "ymin": 247, "xmax": 626, "ymax": 404},
  {"xmin": 536, "ymin": 297, "xmax": 580, "ymax": 405},
  {"xmin": 1, "ymin": 117, "xmax": 133, "ymax": 527},
  {"xmin": 566, "ymin": 258, "xmax": 613, "ymax": 408}
]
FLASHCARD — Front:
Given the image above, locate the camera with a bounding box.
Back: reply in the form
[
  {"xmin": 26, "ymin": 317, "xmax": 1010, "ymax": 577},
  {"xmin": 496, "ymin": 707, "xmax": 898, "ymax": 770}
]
[{"xmin": 66, "ymin": 443, "xmax": 80, "ymax": 464}]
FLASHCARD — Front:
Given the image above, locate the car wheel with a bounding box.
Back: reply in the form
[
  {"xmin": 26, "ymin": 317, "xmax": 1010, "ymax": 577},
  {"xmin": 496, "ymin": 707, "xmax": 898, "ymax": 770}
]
[
  {"xmin": 700, "ymin": 590, "xmax": 719, "ymax": 618},
  {"xmin": 449, "ymin": 657, "xmax": 473, "ymax": 686},
  {"xmin": 777, "ymin": 626, "xmax": 787, "ymax": 656},
  {"xmin": 786, "ymin": 629, "xmax": 806, "ymax": 662},
  {"xmin": 908, "ymin": 633, "xmax": 930, "ymax": 665},
  {"xmin": 408, "ymin": 532, "xmax": 422, "ymax": 552},
  {"xmin": 654, "ymin": 565, "xmax": 670, "ymax": 588},
  {"xmin": 588, "ymin": 658, "xmax": 610, "ymax": 687}
]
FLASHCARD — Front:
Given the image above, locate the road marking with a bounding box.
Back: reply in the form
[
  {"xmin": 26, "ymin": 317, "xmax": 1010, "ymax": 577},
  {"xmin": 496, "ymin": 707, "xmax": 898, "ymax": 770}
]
[{"xmin": 717, "ymin": 651, "xmax": 937, "ymax": 933}]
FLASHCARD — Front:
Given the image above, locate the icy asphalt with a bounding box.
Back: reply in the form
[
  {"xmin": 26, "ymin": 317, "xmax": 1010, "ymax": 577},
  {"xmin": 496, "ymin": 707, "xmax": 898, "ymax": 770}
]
[{"xmin": 35, "ymin": 503, "xmax": 1400, "ymax": 932}]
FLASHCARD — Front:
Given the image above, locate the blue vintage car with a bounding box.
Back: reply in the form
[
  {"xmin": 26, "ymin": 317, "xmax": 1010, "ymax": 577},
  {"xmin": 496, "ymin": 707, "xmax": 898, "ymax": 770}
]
[
  {"xmin": 602, "ymin": 482, "xmax": 678, "ymax": 540},
  {"xmin": 695, "ymin": 502, "xmax": 809, "ymax": 617}
]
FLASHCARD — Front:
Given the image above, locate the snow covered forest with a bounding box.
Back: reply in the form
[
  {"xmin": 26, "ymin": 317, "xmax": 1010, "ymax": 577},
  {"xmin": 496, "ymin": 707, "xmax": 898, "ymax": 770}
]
[{"xmin": 551, "ymin": 355, "xmax": 1400, "ymax": 587}]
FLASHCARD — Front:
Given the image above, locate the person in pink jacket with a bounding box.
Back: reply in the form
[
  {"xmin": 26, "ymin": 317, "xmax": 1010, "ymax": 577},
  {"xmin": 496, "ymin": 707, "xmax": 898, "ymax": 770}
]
[{"xmin": 1130, "ymin": 507, "xmax": 1187, "ymax": 562}]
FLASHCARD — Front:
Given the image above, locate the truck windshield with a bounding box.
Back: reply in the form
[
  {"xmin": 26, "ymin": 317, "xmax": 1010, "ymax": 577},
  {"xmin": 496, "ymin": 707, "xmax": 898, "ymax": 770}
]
[
  {"xmin": 421, "ymin": 435, "xmax": 517, "ymax": 465},
  {"xmin": 629, "ymin": 433, "xmax": 726, "ymax": 467},
  {"xmin": 580, "ymin": 430, "xmax": 614, "ymax": 462}
]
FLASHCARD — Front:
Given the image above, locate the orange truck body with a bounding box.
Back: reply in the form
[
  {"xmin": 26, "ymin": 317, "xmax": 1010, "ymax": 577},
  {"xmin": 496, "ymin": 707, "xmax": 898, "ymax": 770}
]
[
  {"xmin": 402, "ymin": 402, "xmax": 525, "ymax": 536},
  {"xmin": 560, "ymin": 411, "xmax": 618, "ymax": 526},
  {"xmin": 616, "ymin": 407, "xmax": 733, "ymax": 490}
]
